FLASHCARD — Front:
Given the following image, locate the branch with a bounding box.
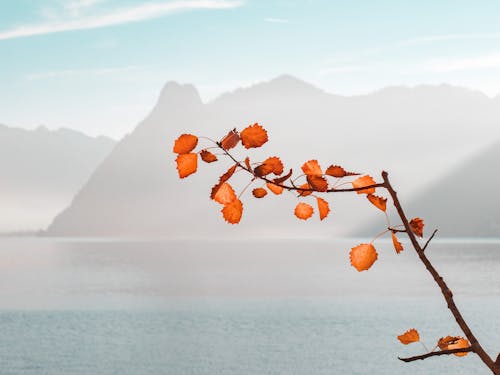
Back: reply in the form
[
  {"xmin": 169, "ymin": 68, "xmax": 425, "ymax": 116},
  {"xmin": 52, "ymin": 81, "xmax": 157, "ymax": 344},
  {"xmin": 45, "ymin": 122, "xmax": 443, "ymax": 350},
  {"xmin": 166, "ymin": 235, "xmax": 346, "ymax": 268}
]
[
  {"xmin": 422, "ymin": 229, "xmax": 438, "ymax": 251},
  {"xmin": 399, "ymin": 347, "xmax": 473, "ymax": 362}
]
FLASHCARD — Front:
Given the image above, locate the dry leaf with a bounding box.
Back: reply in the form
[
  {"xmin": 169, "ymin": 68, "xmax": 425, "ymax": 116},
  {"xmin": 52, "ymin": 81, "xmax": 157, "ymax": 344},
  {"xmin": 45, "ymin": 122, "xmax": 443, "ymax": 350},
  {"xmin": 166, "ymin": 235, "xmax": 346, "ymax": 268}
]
[
  {"xmin": 240, "ymin": 123, "xmax": 268, "ymax": 148},
  {"xmin": 391, "ymin": 232, "xmax": 404, "ymax": 254},
  {"xmin": 410, "ymin": 217, "xmax": 425, "ymax": 237},
  {"xmin": 294, "ymin": 202, "xmax": 314, "ymax": 220},
  {"xmin": 350, "ymin": 243, "xmax": 378, "ymax": 271},
  {"xmin": 301, "ymin": 160, "xmax": 322, "ymax": 176},
  {"xmin": 437, "ymin": 336, "xmax": 460, "ymax": 350},
  {"xmin": 244, "ymin": 157, "xmax": 252, "ymax": 171},
  {"xmin": 173, "ymin": 134, "xmax": 198, "ymax": 154},
  {"xmin": 254, "ymin": 157, "xmax": 284, "ymax": 177},
  {"xmin": 298, "ymin": 183, "xmax": 312, "ymax": 197},
  {"xmin": 307, "ymin": 175, "xmax": 328, "ymax": 192},
  {"xmin": 220, "ymin": 129, "xmax": 240, "ymax": 150},
  {"xmin": 352, "ymin": 175, "xmax": 376, "ymax": 194},
  {"xmin": 220, "ymin": 164, "xmax": 237, "ymax": 184},
  {"xmin": 397, "ymin": 329, "xmax": 420, "ymax": 345},
  {"xmin": 222, "ymin": 199, "xmax": 243, "ymax": 224},
  {"xmin": 325, "ymin": 165, "xmax": 359, "ymax": 178},
  {"xmin": 176, "ymin": 153, "xmax": 198, "ymax": 178},
  {"xmin": 316, "ymin": 197, "xmax": 330, "ymax": 220},
  {"xmin": 367, "ymin": 194, "xmax": 387, "ymax": 211},
  {"xmin": 446, "ymin": 337, "xmax": 470, "ymax": 357},
  {"xmin": 266, "ymin": 182, "xmax": 283, "ymax": 195},
  {"xmin": 213, "ymin": 182, "xmax": 236, "ymax": 204},
  {"xmin": 252, "ymin": 187, "xmax": 267, "ymax": 198},
  {"xmin": 200, "ymin": 149, "xmax": 218, "ymax": 163},
  {"xmin": 273, "ymin": 169, "xmax": 293, "ymax": 184}
]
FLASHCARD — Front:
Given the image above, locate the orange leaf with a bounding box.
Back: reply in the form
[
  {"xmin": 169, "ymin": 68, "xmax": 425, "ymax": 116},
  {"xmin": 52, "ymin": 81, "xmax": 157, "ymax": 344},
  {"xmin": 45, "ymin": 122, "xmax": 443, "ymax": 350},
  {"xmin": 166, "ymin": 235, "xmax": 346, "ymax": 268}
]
[
  {"xmin": 397, "ymin": 329, "xmax": 420, "ymax": 345},
  {"xmin": 350, "ymin": 243, "xmax": 378, "ymax": 271},
  {"xmin": 352, "ymin": 175, "xmax": 376, "ymax": 194},
  {"xmin": 220, "ymin": 128, "xmax": 240, "ymax": 150},
  {"xmin": 173, "ymin": 134, "xmax": 198, "ymax": 154},
  {"xmin": 220, "ymin": 164, "xmax": 237, "ymax": 184},
  {"xmin": 273, "ymin": 169, "xmax": 293, "ymax": 184},
  {"xmin": 252, "ymin": 187, "xmax": 267, "ymax": 198},
  {"xmin": 438, "ymin": 336, "xmax": 470, "ymax": 356},
  {"xmin": 222, "ymin": 199, "xmax": 243, "ymax": 224},
  {"xmin": 316, "ymin": 197, "xmax": 330, "ymax": 220},
  {"xmin": 176, "ymin": 153, "xmax": 198, "ymax": 178},
  {"xmin": 437, "ymin": 336, "xmax": 461, "ymax": 350},
  {"xmin": 298, "ymin": 183, "xmax": 312, "ymax": 197},
  {"xmin": 391, "ymin": 232, "xmax": 404, "ymax": 254},
  {"xmin": 367, "ymin": 194, "xmax": 387, "ymax": 211},
  {"xmin": 254, "ymin": 157, "xmax": 284, "ymax": 177},
  {"xmin": 410, "ymin": 217, "xmax": 425, "ymax": 237},
  {"xmin": 200, "ymin": 149, "xmax": 218, "ymax": 163},
  {"xmin": 301, "ymin": 160, "xmax": 322, "ymax": 176},
  {"xmin": 240, "ymin": 123, "xmax": 268, "ymax": 149},
  {"xmin": 325, "ymin": 165, "xmax": 359, "ymax": 178},
  {"xmin": 294, "ymin": 202, "xmax": 314, "ymax": 220},
  {"xmin": 244, "ymin": 156, "xmax": 252, "ymax": 172},
  {"xmin": 266, "ymin": 182, "xmax": 283, "ymax": 195},
  {"xmin": 307, "ymin": 175, "xmax": 328, "ymax": 192},
  {"xmin": 212, "ymin": 182, "xmax": 236, "ymax": 204}
]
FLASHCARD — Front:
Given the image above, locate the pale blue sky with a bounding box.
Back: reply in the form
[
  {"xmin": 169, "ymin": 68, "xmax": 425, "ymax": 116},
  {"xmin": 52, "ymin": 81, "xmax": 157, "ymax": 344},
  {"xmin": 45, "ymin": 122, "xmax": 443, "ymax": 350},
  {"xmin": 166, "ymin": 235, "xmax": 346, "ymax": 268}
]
[{"xmin": 1, "ymin": 0, "xmax": 500, "ymax": 138}]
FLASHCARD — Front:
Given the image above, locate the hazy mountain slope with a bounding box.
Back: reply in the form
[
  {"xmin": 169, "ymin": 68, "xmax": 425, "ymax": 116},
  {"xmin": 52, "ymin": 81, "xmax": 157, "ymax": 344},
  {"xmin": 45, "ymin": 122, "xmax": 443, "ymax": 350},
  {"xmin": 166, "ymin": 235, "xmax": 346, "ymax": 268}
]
[
  {"xmin": 46, "ymin": 76, "xmax": 500, "ymax": 237},
  {"xmin": 0, "ymin": 124, "xmax": 115, "ymax": 232}
]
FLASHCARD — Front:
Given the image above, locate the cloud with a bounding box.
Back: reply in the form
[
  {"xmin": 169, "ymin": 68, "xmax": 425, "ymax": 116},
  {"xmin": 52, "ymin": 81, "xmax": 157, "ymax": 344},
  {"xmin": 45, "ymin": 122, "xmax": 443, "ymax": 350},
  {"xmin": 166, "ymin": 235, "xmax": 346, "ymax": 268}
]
[
  {"xmin": 397, "ymin": 32, "xmax": 500, "ymax": 47},
  {"xmin": 426, "ymin": 53, "xmax": 500, "ymax": 73},
  {"xmin": 0, "ymin": 0, "xmax": 243, "ymax": 41},
  {"xmin": 26, "ymin": 65, "xmax": 140, "ymax": 80},
  {"xmin": 264, "ymin": 18, "xmax": 289, "ymax": 24}
]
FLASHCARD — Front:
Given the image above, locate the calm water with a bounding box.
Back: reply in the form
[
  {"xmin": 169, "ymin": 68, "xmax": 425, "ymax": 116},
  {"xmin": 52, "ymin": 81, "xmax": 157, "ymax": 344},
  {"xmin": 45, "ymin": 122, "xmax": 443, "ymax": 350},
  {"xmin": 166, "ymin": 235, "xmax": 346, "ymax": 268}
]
[{"xmin": 0, "ymin": 238, "xmax": 499, "ymax": 374}]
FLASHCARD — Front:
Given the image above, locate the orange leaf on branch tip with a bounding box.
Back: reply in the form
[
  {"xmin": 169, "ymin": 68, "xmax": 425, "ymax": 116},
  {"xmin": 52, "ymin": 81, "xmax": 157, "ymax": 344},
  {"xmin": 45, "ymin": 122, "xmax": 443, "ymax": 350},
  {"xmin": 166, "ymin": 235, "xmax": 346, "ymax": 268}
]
[
  {"xmin": 301, "ymin": 160, "xmax": 322, "ymax": 176},
  {"xmin": 240, "ymin": 123, "xmax": 268, "ymax": 149},
  {"xmin": 437, "ymin": 336, "xmax": 460, "ymax": 350},
  {"xmin": 220, "ymin": 128, "xmax": 240, "ymax": 150},
  {"xmin": 307, "ymin": 175, "xmax": 328, "ymax": 192},
  {"xmin": 253, "ymin": 157, "xmax": 284, "ymax": 177},
  {"xmin": 349, "ymin": 243, "xmax": 378, "ymax": 271},
  {"xmin": 352, "ymin": 175, "xmax": 376, "ymax": 194},
  {"xmin": 173, "ymin": 134, "xmax": 198, "ymax": 154},
  {"xmin": 252, "ymin": 187, "xmax": 267, "ymax": 198},
  {"xmin": 212, "ymin": 182, "xmax": 236, "ymax": 205},
  {"xmin": 266, "ymin": 182, "xmax": 283, "ymax": 195},
  {"xmin": 448, "ymin": 337, "xmax": 470, "ymax": 357},
  {"xmin": 397, "ymin": 329, "xmax": 420, "ymax": 345},
  {"xmin": 325, "ymin": 165, "xmax": 359, "ymax": 178},
  {"xmin": 409, "ymin": 217, "xmax": 424, "ymax": 237},
  {"xmin": 221, "ymin": 199, "xmax": 243, "ymax": 224},
  {"xmin": 367, "ymin": 194, "xmax": 387, "ymax": 211},
  {"xmin": 219, "ymin": 164, "xmax": 237, "ymax": 184},
  {"xmin": 176, "ymin": 153, "xmax": 198, "ymax": 178},
  {"xmin": 316, "ymin": 197, "xmax": 330, "ymax": 220},
  {"xmin": 391, "ymin": 232, "xmax": 404, "ymax": 254},
  {"xmin": 200, "ymin": 149, "xmax": 218, "ymax": 163},
  {"xmin": 294, "ymin": 202, "xmax": 314, "ymax": 220}
]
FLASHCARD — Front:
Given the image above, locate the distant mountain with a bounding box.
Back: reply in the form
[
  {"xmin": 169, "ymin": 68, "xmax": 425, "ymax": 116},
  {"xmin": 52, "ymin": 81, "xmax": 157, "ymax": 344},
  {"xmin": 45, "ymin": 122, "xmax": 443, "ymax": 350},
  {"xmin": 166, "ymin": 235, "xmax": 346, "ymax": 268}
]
[
  {"xmin": 0, "ymin": 124, "xmax": 115, "ymax": 232},
  {"xmin": 45, "ymin": 76, "xmax": 500, "ymax": 237},
  {"xmin": 402, "ymin": 139, "xmax": 500, "ymax": 237}
]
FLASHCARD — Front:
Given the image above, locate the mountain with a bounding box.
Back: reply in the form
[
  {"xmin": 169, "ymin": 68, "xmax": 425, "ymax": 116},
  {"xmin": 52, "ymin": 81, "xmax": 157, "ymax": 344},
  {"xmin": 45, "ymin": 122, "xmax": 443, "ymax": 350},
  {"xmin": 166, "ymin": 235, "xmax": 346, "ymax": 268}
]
[
  {"xmin": 45, "ymin": 76, "xmax": 500, "ymax": 237},
  {"xmin": 0, "ymin": 124, "xmax": 115, "ymax": 233},
  {"xmin": 403, "ymin": 139, "xmax": 500, "ymax": 237}
]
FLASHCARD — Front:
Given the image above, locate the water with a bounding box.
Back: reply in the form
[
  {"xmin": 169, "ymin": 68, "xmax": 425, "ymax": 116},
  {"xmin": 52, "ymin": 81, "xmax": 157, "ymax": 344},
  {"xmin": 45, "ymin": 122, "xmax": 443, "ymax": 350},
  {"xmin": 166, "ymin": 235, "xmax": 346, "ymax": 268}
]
[{"xmin": 0, "ymin": 238, "xmax": 499, "ymax": 374}]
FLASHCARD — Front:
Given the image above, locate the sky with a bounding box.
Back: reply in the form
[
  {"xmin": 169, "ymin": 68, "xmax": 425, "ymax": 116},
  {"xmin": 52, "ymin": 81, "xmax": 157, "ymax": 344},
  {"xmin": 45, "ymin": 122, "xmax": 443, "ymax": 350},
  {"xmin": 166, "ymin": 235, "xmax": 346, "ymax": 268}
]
[{"xmin": 1, "ymin": 0, "xmax": 500, "ymax": 138}]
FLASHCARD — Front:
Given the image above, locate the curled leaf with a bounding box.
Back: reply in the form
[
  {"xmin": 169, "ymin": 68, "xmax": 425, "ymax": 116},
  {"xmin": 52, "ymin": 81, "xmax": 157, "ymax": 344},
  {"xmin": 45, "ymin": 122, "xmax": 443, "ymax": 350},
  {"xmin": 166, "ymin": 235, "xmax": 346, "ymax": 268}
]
[
  {"xmin": 352, "ymin": 175, "xmax": 376, "ymax": 194},
  {"xmin": 244, "ymin": 157, "xmax": 252, "ymax": 172},
  {"xmin": 220, "ymin": 128, "xmax": 240, "ymax": 150},
  {"xmin": 254, "ymin": 157, "xmax": 284, "ymax": 177},
  {"xmin": 410, "ymin": 217, "xmax": 425, "ymax": 238},
  {"xmin": 439, "ymin": 336, "xmax": 470, "ymax": 357},
  {"xmin": 437, "ymin": 336, "xmax": 460, "ymax": 350},
  {"xmin": 350, "ymin": 243, "xmax": 378, "ymax": 271},
  {"xmin": 316, "ymin": 197, "xmax": 330, "ymax": 221},
  {"xmin": 220, "ymin": 164, "xmax": 237, "ymax": 184},
  {"xmin": 240, "ymin": 123, "xmax": 268, "ymax": 148},
  {"xmin": 273, "ymin": 169, "xmax": 293, "ymax": 184},
  {"xmin": 301, "ymin": 160, "xmax": 322, "ymax": 176},
  {"xmin": 222, "ymin": 199, "xmax": 243, "ymax": 224},
  {"xmin": 298, "ymin": 183, "xmax": 312, "ymax": 197},
  {"xmin": 252, "ymin": 187, "xmax": 268, "ymax": 198},
  {"xmin": 173, "ymin": 134, "xmax": 198, "ymax": 154},
  {"xmin": 391, "ymin": 232, "xmax": 404, "ymax": 254},
  {"xmin": 325, "ymin": 165, "xmax": 359, "ymax": 178},
  {"xmin": 367, "ymin": 194, "xmax": 387, "ymax": 211},
  {"xmin": 307, "ymin": 175, "xmax": 328, "ymax": 192},
  {"xmin": 294, "ymin": 202, "xmax": 314, "ymax": 220},
  {"xmin": 266, "ymin": 182, "xmax": 283, "ymax": 195},
  {"xmin": 212, "ymin": 182, "xmax": 236, "ymax": 205},
  {"xmin": 176, "ymin": 153, "xmax": 198, "ymax": 178},
  {"xmin": 200, "ymin": 149, "xmax": 218, "ymax": 163},
  {"xmin": 397, "ymin": 329, "xmax": 420, "ymax": 345}
]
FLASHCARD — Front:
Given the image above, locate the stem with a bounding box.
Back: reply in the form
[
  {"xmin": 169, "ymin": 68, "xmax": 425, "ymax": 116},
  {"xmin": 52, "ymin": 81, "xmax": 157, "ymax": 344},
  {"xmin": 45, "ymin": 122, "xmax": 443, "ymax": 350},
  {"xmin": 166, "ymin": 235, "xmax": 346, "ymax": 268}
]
[
  {"xmin": 399, "ymin": 347, "xmax": 473, "ymax": 362},
  {"xmin": 381, "ymin": 171, "xmax": 498, "ymax": 374}
]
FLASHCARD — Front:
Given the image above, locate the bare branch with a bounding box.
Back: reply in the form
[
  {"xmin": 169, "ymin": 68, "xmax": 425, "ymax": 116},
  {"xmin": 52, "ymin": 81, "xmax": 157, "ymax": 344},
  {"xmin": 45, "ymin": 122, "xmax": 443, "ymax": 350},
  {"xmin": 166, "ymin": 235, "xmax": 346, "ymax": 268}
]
[
  {"xmin": 399, "ymin": 347, "xmax": 473, "ymax": 362},
  {"xmin": 422, "ymin": 229, "xmax": 438, "ymax": 251}
]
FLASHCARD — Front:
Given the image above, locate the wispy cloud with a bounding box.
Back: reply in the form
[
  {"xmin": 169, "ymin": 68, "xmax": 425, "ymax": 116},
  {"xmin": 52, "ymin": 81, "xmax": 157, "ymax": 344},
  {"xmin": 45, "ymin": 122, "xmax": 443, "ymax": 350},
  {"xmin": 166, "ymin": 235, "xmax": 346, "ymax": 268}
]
[
  {"xmin": 26, "ymin": 65, "xmax": 140, "ymax": 80},
  {"xmin": 0, "ymin": 0, "xmax": 243, "ymax": 41},
  {"xmin": 425, "ymin": 53, "xmax": 500, "ymax": 73},
  {"xmin": 264, "ymin": 18, "xmax": 289, "ymax": 24},
  {"xmin": 397, "ymin": 32, "xmax": 500, "ymax": 47}
]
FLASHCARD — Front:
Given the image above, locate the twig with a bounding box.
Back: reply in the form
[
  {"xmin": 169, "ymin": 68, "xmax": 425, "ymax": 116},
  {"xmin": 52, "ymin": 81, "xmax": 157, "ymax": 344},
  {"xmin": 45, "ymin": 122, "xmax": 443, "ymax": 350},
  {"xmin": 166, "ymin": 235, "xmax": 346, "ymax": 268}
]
[
  {"xmin": 422, "ymin": 229, "xmax": 438, "ymax": 251},
  {"xmin": 399, "ymin": 347, "xmax": 473, "ymax": 362}
]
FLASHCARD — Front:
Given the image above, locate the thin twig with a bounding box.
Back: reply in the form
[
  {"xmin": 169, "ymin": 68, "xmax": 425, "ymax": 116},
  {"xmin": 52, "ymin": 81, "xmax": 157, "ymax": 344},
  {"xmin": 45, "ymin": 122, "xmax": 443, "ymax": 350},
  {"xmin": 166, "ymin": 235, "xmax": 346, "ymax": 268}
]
[
  {"xmin": 422, "ymin": 229, "xmax": 438, "ymax": 251},
  {"xmin": 399, "ymin": 347, "xmax": 473, "ymax": 362}
]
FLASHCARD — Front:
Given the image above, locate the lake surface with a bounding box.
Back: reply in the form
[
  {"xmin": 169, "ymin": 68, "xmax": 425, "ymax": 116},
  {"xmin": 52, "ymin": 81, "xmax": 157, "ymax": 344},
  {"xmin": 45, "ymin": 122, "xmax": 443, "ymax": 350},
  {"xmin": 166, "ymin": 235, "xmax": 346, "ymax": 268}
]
[{"xmin": 0, "ymin": 238, "xmax": 499, "ymax": 374}]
